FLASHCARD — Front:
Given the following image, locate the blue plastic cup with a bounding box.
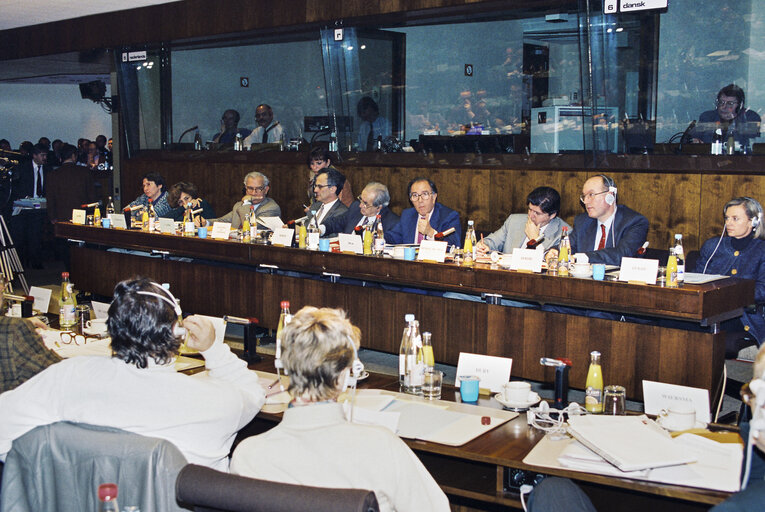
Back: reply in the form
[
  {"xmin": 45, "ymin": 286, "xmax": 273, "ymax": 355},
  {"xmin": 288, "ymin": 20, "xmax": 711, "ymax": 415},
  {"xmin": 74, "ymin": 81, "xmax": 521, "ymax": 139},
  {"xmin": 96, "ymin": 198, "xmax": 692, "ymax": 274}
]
[
  {"xmin": 459, "ymin": 375, "xmax": 480, "ymax": 402},
  {"xmin": 319, "ymin": 238, "xmax": 330, "ymax": 252},
  {"xmin": 592, "ymin": 263, "xmax": 606, "ymax": 281},
  {"xmin": 101, "ymin": 218, "xmax": 111, "ymax": 228},
  {"xmin": 404, "ymin": 247, "xmax": 416, "ymax": 261},
  {"xmin": 198, "ymin": 226, "xmax": 208, "ymax": 239}
]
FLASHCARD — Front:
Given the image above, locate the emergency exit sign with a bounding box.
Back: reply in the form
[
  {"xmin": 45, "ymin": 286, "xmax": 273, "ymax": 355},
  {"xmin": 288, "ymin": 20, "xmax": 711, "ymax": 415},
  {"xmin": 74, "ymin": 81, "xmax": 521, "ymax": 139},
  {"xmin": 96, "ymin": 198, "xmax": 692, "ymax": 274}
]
[{"xmin": 604, "ymin": 0, "xmax": 667, "ymax": 14}]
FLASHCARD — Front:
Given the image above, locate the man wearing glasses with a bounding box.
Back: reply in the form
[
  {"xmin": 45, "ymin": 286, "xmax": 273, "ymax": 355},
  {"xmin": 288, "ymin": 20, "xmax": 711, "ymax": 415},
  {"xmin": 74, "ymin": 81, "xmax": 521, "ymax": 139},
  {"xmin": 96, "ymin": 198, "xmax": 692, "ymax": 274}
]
[
  {"xmin": 691, "ymin": 83, "xmax": 761, "ymax": 150},
  {"xmin": 197, "ymin": 171, "xmax": 280, "ymax": 230},
  {"xmin": 306, "ymin": 168, "xmax": 348, "ymax": 237},
  {"xmin": 320, "ymin": 182, "xmax": 400, "ymax": 236},
  {"xmin": 386, "ymin": 177, "xmax": 461, "ymax": 247},
  {"xmin": 546, "ymin": 175, "xmax": 647, "ymax": 267}
]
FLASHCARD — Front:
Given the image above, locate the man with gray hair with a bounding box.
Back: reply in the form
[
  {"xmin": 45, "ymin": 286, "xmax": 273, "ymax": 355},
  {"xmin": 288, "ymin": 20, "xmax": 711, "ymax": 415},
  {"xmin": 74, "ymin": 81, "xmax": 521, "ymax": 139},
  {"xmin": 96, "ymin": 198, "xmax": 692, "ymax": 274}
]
[
  {"xmin": 198, "ymin": 171, "xmax": 280, "ymax": 229},
  {"xmin": 320, "ymin": 181, "xmax": 400, "ymax": 236}
]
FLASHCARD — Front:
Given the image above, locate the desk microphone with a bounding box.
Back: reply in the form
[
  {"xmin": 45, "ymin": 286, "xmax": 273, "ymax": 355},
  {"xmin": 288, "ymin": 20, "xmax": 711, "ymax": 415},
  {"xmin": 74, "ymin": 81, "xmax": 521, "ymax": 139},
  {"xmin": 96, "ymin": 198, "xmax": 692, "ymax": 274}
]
[
  {"xmin": 433, "ymin": 227, "xmax": 456, "ymax": 240},
  {"xmin": 80, "ymin": 201, "xmax": 101, "ymax": 208},
  {"xmin": 676, "ymin": 120, "xmax": 696, "ymax": 154},
  {"xmin": 636, "ymin": 241, "xmax": 649, "ymax": 256},
  {"xmin": 286, "ymin": 216, "xmax": 308, "ymax": 226},
  {"xmin": 123, "ymin": 205, "xmax": 142, "ymax": 212},
  {"xmin": 178, "ymin": 125, "xmax": 199, "ymax": 143}
]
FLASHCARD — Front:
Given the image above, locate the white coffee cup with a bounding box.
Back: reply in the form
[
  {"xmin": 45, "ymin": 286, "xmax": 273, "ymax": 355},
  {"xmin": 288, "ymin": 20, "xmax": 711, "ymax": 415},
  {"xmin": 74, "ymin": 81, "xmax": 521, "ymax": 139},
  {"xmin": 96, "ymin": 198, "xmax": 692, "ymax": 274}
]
[
  {"xmin": 572, "ymin": 263, "xmax": 592, "ymax": 277},
  {"xmin": 503, "ymin": 381, "xmax": 532, "ymax": 403},
  {"xmin": 85, "ymin": 318, "xmax": 108, "ymax": 334},
  {"xmin": 659, "ymin": 403, "xmax": 696, "ymax": 431}
]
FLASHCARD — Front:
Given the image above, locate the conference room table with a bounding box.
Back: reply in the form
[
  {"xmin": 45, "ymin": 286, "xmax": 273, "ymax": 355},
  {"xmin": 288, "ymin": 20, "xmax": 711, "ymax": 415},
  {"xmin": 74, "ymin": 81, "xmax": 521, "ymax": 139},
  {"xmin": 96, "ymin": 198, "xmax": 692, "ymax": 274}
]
[
  {"xmin": 238, "ymin": 354, "xmax": 734, "ymax": 512},
  {"xmin": 56, "ymin": 222, "xmax": 754, "ymax": 402}
]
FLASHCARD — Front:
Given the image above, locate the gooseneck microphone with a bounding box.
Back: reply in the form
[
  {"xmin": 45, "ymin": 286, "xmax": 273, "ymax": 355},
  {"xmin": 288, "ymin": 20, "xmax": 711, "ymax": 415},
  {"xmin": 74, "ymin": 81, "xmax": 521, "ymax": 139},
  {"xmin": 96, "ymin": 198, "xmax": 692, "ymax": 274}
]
[
  {"xmin": 178, "ymin": 125, "xmax": 199, "ymax": 143},
  {"xmin": 676, "ymin": 120, "xmax": 696, "ymax": 154}
]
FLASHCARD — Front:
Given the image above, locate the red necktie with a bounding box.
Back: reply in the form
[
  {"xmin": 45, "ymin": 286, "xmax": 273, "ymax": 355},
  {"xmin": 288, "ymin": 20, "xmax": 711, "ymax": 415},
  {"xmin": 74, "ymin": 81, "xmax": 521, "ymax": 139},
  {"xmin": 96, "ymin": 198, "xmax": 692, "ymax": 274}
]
[{"xmin": 597, "ymin": 224, "xmax": 606, "ymax": 250}]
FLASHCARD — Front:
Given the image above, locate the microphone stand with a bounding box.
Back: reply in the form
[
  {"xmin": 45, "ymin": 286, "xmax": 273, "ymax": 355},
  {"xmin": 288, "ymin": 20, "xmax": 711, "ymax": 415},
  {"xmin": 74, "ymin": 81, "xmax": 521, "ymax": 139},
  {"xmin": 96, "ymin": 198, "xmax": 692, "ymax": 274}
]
[
  {"xmin": 675, "ymin": 120, "xmax": 696, "ymax": 154},
  {"xmin": 178, "ymin": 125, "xmax": 199, "ymax": 143}
]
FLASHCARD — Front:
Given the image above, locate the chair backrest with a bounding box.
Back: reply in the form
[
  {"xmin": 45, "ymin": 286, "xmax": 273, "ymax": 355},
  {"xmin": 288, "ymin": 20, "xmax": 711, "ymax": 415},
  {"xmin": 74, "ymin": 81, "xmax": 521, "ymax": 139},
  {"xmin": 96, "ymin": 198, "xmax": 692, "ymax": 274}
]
[
  {"xmin": 175, "ymin": 464, "xmax": 380, "ymax": 512},
  {"xmin": 0, "ymin": 422, "xmax": 188, "ymax": 512}
]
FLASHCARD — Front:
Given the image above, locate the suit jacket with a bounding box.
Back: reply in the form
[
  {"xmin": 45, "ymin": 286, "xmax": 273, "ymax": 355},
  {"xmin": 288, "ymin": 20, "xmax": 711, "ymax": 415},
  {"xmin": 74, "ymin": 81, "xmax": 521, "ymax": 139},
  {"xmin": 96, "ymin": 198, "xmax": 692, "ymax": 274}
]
[
  {"xmin": 569, "ymin": 204, "xmax": 649, "ymax": 266},
  {"xmin": 483, "ymin": 214, "xmax": 570, "ymax": 253},
  {"xmin": 321, "ymin": 201, "xmax": 400, "ymax": 237},
  {"xmin": 210, "ymin": 197, "xmax": 280, "ymax": 230},
  {"xmin": 13, "ymin": 160, "xmax": 51, "ymax": 201},
  {"xmin": 45, "ymin": 163, "xmax": 96, "ymax": 223},
  {"xmin": 386, "ymin": 202, "xmax": 461, "ymax": 246},
  {"xmin": 306, "ymin": 200, "xmax": 348, "ymax": 238}
]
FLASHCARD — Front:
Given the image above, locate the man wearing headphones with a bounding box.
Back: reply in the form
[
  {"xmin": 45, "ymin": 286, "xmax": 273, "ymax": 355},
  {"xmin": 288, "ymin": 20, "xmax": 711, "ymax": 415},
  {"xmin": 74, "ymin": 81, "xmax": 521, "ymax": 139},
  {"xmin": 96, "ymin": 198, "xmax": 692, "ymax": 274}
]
[
  {"xmin": 691, "ymin": 84, "xmax": 761, "ymax": 150},
  {"xmin": 546, "ymin": 175, "xmax": 648, "ymax": 267},
  {"xmin": 230, "ymin": 306, "xmax": 449, "ymax": 512},
  {"xmin": 0, "ymin": 277, "xmax": 266, "ymax": 471}
]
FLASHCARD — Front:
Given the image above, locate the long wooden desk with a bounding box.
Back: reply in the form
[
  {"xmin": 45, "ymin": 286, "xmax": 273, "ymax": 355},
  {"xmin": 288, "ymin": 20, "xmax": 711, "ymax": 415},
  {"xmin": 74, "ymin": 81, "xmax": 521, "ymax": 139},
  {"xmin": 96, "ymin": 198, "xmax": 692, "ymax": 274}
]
[
  {"xmin": 56, "ymin": 222, "xmax": 754, "ymax": 401},
  {"xmin": 242, "ymin": 355, "xmax": 732, "ymax": 512}
]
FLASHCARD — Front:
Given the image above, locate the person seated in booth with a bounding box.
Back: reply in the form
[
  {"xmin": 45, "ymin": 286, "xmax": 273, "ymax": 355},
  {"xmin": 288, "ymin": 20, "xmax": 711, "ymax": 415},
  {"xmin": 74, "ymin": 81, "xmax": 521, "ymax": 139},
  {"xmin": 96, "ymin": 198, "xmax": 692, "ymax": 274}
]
[
  {"xmin": 307, "ymin": 147, "xmax": 353, "ymax": 208},
  {"xmin": 319, "ymin": 182, "xmax": 400, "ymax": 237},
  {"xmin": 197, "ymin": 171, "xmax": 280, "ymax": 230},
  {"xmin": 0, "ymin": 277, "xmax": 265, "ymax": 471},
  {"xmin": 166, "ymin": 181, "xmax": 216, "ymax": 222},
  {"xmin": 230, "ymin": 306, "xmax": 450, "ymax": 512},
  {"xmin": 211, "ymin": 109, "xmax": 251, "ymax": 145},
  {"xmin": 545, "ymin": 175, "xmax": 648, "ymax": 267},
  {"xmin": 305, "ymin": 167, "xmax": 348, "ymax": 238},
  {"xmin": 127, "ymin": 172, "xmax": 173, "ymax": 217},
  {"xmin": 691, "ymin": 84, "xmax": 761, "ymax": 151},
  {"xmin": 476, "ymin": 186, "xmax": 570, "ymax": 255},
  {"xmin": 386, "ymin": 177, "xmax": 461, "ymax": 247},
  {"xmin": 356, "ymin": 96, "xmax": 391, "ymax": 151},
  {"xmin": 696, "ymin": 197, "xmax": 765, "ymax": 355},
  {"xmin": 243, "ymin": 104, "xmax": 284, "ymax": 146}
]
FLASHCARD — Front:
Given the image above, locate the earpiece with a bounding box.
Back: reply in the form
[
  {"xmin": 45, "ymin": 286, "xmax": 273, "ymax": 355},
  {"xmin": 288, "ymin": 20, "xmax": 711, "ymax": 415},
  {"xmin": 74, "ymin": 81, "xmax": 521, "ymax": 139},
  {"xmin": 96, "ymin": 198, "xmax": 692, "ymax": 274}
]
[
  {"xmin": 136, "ymin": 282, "xmax": 186, "ymax": 338},
  {"xmin": 599, "ymin": 174, "xmax": 617, "ymax": 205},
  {"xmin": 342, "ymin": 339, "xmax": 364, "ymax": 392}
]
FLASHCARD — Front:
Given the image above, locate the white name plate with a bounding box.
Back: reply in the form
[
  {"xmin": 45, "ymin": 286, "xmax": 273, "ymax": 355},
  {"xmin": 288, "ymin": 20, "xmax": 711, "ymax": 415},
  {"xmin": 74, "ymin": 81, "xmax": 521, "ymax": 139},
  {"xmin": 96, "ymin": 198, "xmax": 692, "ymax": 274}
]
[
  {"xmin": 211, "ymin": 222, "xmax": 231, "ymax": 240},
  {"xmin": 158, "ymin": 217, "xmax": 175, "ymax": 234},
  {"xmin": 108, "ymin": 213, "xmax": 127, "ymax": 229},
  {"xmin": 456, "ymin": 352, "xmax": 513, "ymax": 393},
  {"xmin": 619, "ymin": 257, "xmax": 658, "ymax": 285},
  {"xmin": 71, "ymin": 209, "xmax": 86, "ymax": 225},
  {"xmin": 271, "ymin": 228, "xmax": 294, "ymax": 247},
  {"xmin": 417, "ymin": 240, "xmax": 448, "ymax": 262},
  {"xmin": 338, "ymin": 233, "xmax": 363, "ymax": 254},
  {"xmin": 510, "ymin": 248, "xmax": 544, "ymax": 273},
  {"xmin": 642, "ymin": 380, "xmax": 710, "ymax": 424},
  {"xmin": 28, "ymin": 286, "xmax": 52, "ymax": 314}
]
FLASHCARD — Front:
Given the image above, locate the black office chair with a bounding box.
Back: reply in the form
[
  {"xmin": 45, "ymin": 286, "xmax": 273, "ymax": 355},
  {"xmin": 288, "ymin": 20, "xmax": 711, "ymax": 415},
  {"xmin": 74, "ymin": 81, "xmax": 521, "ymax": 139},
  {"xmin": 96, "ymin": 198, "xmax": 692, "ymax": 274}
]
[{"xmin": 175, "ymin": 464, "xmax": 379, "ymax": 512}]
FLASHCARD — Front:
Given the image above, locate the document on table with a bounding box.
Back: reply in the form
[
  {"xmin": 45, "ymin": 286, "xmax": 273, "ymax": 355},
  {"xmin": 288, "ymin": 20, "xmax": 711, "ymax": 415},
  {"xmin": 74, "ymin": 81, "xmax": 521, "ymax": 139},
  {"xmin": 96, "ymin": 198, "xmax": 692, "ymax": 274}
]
[
  {"xmin": 683, "ymin": 272, "xmax": 730, "ymax": 284},
  {"xmin": 524, "ymin": 430, "xmax": 742, "ymax": 493}
]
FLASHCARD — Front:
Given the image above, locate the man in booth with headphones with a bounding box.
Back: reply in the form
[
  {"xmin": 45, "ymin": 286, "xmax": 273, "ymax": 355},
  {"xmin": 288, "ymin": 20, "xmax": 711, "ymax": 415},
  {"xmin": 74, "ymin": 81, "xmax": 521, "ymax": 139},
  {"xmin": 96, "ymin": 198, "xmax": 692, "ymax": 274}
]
[
  {"xmin": 0, "ymin": 277, "xmax": 266, "ymax": 471},
  {"xmin": 230, "ymin": 306, "xmax": 450, "ymax": 512},
  {"xmin": 546, "ymin": 175, "xmax": 648, "ymax": 267},
  {"xmin": 691, "ymin": 83, "xmax": 761, "ymax": 150}
]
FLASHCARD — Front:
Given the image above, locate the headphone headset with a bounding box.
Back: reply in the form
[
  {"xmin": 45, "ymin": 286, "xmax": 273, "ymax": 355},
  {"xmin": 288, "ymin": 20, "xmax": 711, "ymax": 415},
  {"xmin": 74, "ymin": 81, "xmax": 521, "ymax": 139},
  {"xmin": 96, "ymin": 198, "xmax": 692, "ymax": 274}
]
[
  {"xmin": 136, "ymin": 282, "xmax": 186, "ymax": 338},
  {"xmin": 598, "ymin": 174, "xmax": 618, "ymax": 206},
  {"xmin": 341, "ymin": 336, "xmax": 365, "ymax": 424},
  {"xmin": 743, "ymin": 196, "xmax": 763, "ymax": 228}
]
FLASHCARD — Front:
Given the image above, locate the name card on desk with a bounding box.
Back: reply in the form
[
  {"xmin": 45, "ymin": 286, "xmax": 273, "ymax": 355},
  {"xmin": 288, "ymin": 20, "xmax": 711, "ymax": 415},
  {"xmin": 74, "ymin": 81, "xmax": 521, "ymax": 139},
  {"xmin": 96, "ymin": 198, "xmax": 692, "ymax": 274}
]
[
  {"xmin": 510, "ymin": 248, "xmax": 544, "ymax": 273},
  {"xmin": 619, "ymin": 257, "xmax": 658, "ymax": 285},
  {"xmin": 338, "ymin": 233, "xmax": 363, "ymax": 254},
  {"xmin": 28, "ymin": 286, "xmax": 52, "ymax": 314},
  {"xmin": 211, "ymin": 222, "xmax": 231, "ymax": 240},
  {"xmin": 109, "ymin": 213, "xmax": 127, "ymax": 229},
  {"xmin": 642, "ymin": 380, "xmax": 711, "ymax": 423},
  {"xmin": 158, "ymin": 217, "xmax": 175, "ymax": 234},
  {"xmin": 271, "ymin": 228, "xmax": 294, "ymax": 247},
  {"xmin": 417, "ymin": 240, "xmax": 448, "ymax": 262},
  {"xmin": 91, "ymin": 300, "xmax": 110, "ymax": 319},
  {"xmin": 456, "ymin": 352, "xmax": 512, "ymax": 393},
  {"xmin": 71, "ymin": 209, "xmax": 86, "ymax": 225}
]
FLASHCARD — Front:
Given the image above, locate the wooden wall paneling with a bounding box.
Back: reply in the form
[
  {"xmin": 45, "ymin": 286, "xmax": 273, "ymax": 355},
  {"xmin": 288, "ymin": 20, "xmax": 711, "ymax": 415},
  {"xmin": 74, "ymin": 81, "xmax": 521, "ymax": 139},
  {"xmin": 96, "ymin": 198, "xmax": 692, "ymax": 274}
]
[{"xmin": 555, "ymin": 170, "xmax": 590, "ymax": 226}]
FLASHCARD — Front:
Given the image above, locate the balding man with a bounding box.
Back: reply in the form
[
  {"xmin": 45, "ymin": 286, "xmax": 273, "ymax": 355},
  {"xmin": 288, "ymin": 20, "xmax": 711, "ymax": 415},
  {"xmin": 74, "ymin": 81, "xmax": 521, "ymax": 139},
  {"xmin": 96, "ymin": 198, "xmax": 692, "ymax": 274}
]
[
  {"xmin": 320, "ymin": 182, "xmax": 400, "ymax": 236},
  {"xmin": 198, "ymin": 171, "xmax": 280, "ymax": 230},
  {"xmin": 243, "ymin": 104, "xmax": 284, "ymax": 146},
  {"xmin": 546, "ymin": 175, "xmax": 648, "ymax": 266}
]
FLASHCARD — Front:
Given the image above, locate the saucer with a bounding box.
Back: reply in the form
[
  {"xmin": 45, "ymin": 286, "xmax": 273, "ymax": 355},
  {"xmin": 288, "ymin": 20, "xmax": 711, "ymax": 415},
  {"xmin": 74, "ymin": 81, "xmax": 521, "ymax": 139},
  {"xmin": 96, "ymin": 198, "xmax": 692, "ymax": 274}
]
[
  {"xmin": 495, "ymin": 391, "xmax": 541, "ymax": 411},
  {"xmin": 656, "ymin": 416, "xmax": 707, "ymax": 432}
]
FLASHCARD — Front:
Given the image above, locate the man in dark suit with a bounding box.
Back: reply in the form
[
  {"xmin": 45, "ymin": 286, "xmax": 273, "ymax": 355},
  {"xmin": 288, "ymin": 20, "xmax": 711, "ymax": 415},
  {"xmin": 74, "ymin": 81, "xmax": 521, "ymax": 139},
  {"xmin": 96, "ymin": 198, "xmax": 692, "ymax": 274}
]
[
  {"xmin": 546, "ymin": 175, "xmax": 648, "ymax": 266},
  {"xmin": 305, "ymin": 167, "xmax": 348, "ymax": 238},
  {"xmin": 9, "ymin": 143, "xmax": 51, "ymax": 269},
  {"xmin": 385, "ymin": 177, "xmax": 461, "ymax": 247},
  {"xmin": 320, "ymin": 182, "xmax": 399, "ymax": 237}
]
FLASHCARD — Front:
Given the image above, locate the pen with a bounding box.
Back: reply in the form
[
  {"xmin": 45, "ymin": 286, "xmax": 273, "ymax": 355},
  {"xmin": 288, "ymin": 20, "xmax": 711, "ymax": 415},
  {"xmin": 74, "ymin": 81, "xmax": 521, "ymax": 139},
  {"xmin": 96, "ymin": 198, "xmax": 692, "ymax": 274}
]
[{"xmin": 267, "ymin": 377, "xmax": 281, "ymax": 390}]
